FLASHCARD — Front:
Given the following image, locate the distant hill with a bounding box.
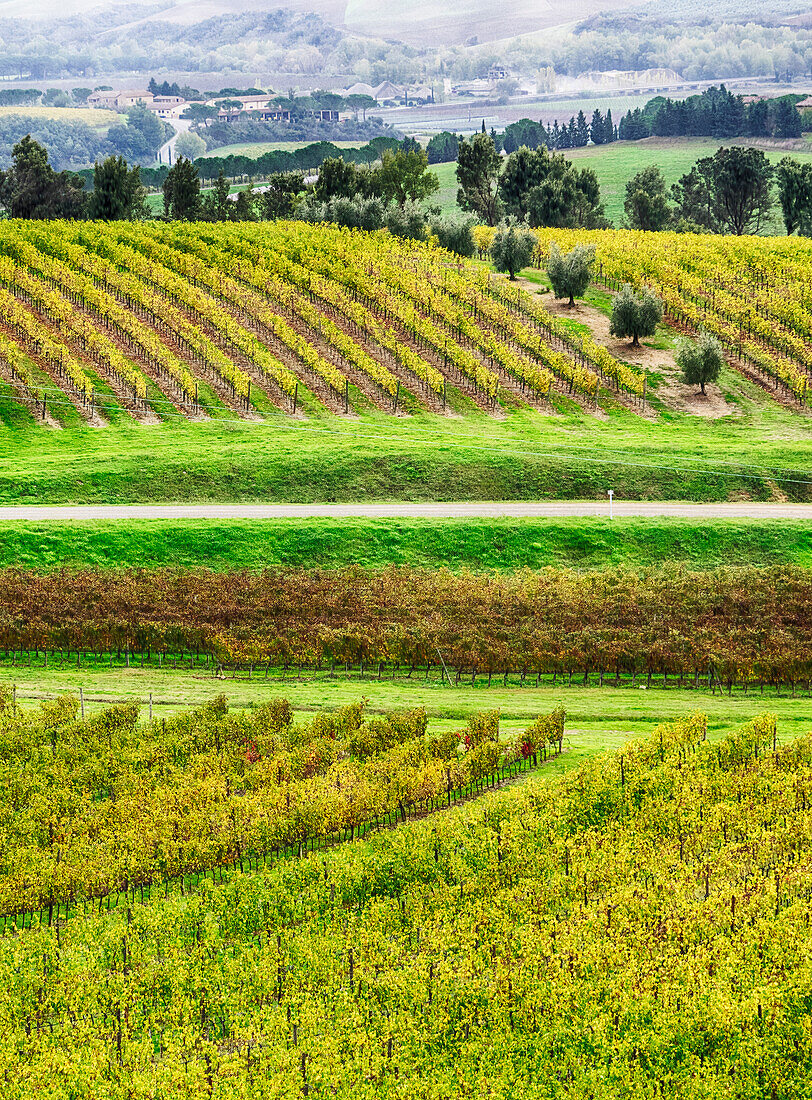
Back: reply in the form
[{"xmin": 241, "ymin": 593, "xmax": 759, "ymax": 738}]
[
  {"xmin": 0, "ymin": 0, "xmax": 649, "ymax": 46},
  {"xmin": 0, "ymin": 0, "xmax": 808, "ymax": 50}
]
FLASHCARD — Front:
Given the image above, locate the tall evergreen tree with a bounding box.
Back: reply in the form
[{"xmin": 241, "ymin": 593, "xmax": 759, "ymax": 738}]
[
  {"xmin": 590, "ymin": 109, "xmax": 605, "ymax": 146},
  {"xmin": 575, "ymin": 110, "xmax": 589, "ymax": 148},
  {"xmin": 456, "ymin": 133, "xmax": 502, "ymax": 226},
  {"xmin": 162, "ymin": 155, "xmax": 202, "ymax": 221},
  {"xmin": 774, "ymin": 99, "xmax": 802, "ymax": 139},
  {"xmin": 776, "ymin": 157, "xmax": 812, "ymax": 235},
  {"xmin": 202, "ymin": 169, "xmax": 232, "ymax": 221},
  {"xmin": 87, "ymin": 156, "xmax": 148, "ymax": 221},
  {"xmin": 0, "ymin": 134, "xmax": 85, "ymax": 219}
]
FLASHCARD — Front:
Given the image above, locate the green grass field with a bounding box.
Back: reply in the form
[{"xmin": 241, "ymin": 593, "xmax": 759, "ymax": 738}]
[
  {"xmin": 5, "ymin": 516, "xmax": 812, "ymax": 570},
  {"xmin": 0, "ymin": 359, "xmax": 810, "ymax": 503},
  {"xmin": 4, "ymin": 666, "xmax": 811, "ymax": 772},
  {"xmin": 148, "ymin": 135, "xmax": 812, "ymax": 228},
  {"xmin": 0, "ymin": 226, "xmax": 810, "ymax": 506},
  {"xmin": 429, "ymin": 137, "xmax": 812, "ymax": 226}
]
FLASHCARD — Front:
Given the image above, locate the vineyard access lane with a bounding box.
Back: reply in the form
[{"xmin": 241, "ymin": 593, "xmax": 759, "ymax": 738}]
[{"xmin": 3, "ymin": 502, "xmax": 812, "ymax": 521}]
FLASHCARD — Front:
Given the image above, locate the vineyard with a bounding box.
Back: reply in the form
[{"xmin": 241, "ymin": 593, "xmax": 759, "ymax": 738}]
[
  {"xmin": 1, "ymin": 697, "xmax": 811, "ymax": 1097},
  {"xmin": 3, "ymin": 565, "xmax": 812, "ymax": 690},
  {"xmin": 0, "ymin": 692, "xmax": 563, "ymax": 924},
  {"xmin": 0, "ymin": 220, "xmax": 650, "ymax": 425},
  {"xmin": 519, "ymin": 228, "xmax": 812, "ymax": 406}
]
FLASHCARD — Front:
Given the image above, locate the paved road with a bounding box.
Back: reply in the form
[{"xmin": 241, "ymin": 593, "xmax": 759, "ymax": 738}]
[
  {"xmin": 2, "ymin": 502, "xmax": 812, "ymax": 521},
  {"xmin": 155, "ymin": 117, "xmax": 191, "ymax": 167}
]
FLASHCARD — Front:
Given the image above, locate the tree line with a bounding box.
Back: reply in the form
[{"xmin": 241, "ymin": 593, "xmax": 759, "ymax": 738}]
[
  {"xmin": 624, "ymin": 149, "xmax": 812, "ymax": 235},
  {"xmin": 619, "ymin": 86, "xmax": 805, "ymax": 142},
  {"xmin": 193, "ymin": 137, "xmax": 402, "ymax": 182},
  {"xmin": 427, "ymin": 109, "xmax": 617, "ymax": 164}
]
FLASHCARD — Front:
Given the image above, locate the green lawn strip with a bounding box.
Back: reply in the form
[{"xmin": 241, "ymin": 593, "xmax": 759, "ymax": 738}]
[
  {"xmin": 4, "ymin": 668, "xmax": 808, "ymax": 748},
  {"xmin": 0, "ymin": 390, "xmax": 811, "ymax": 502},
  {"xmin": 2, "ymin": 516, "xmax": 812, "ymax": 570},
  {"xmin": 0, "ymin": 379, "xmax": 36, "ymax": 431}
]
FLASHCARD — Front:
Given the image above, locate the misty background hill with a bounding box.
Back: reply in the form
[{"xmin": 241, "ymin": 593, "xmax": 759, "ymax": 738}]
[{"xmin": 2, "ymin": 0, "xmax": 810, "ymax": 49}]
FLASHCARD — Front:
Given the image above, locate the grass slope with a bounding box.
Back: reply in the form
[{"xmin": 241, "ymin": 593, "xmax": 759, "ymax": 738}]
[
  {"xmin": 430, "ymin": 137, "xmax": 812, "ymax": 225},
  {"xmin": 5, "ymin": 516, "xmax": 812, "ymax": 570},
  {"xmin": 0, "ymin": 383, "xmax": 810, "ymax": 503}
]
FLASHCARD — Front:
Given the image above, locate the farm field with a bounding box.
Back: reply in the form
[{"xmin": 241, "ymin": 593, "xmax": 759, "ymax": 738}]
[
  {"xmin": 3, "ymin": 215, "xmax": 812, "ymax": 1096},
  {"xmin": 0, "ymin": 104, "xmax": 119, "ymax": 129},
  {"xmin": 2, "ymin": 563, "xmax": 811, "ymax": 690},
  {"xmin": 1, "ymin": 690, "xmax": 809, "ymax": 1096},
  {"xmin": 0, "ymin": 221, "xmax": 812, "ymax": 503},
  {"xmin": 430, "ymin": 137, "xmax": 812, "ymax": 225}
]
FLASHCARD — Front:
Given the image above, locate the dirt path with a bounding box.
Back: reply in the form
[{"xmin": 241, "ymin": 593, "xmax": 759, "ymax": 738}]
[{"xmin": 516, "ymin": 280, "xmax": 737, "ymax": 419}]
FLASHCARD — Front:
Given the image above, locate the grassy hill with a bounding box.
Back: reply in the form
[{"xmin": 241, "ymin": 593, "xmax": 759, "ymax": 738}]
[{"xmin": 430, "ymin": 136, "xmax": 812, "ymax": 226}]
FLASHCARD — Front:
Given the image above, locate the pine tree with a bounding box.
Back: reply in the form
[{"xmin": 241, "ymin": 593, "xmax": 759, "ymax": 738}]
[
  {"xmin": 162, "ymin": 155, "xmax": 202, "ymax": 221},
  {"xmin": 575, "ymin": 110, "xmax": 589, "ymax": 148},
  {"xmin": 590, "ymin": 109, "xmax": 605, "ymax": 146},
  {"xmin": 202, "ymin": 169, "xmax": 231, "ymax": 221},
  {"xmin": 88, "ymin": 156, "xmax": 149, "ymax": 221}
]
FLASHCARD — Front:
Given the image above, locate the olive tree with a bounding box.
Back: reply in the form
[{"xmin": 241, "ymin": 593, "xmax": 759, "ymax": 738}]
[
  {"xmin": 676, "ymin": 332, "xmax": 724, "ymax": 395},
  {"xmin": 490, "ymin": 225, "xmax": 535, "ymax": 280},
  {"xmin": 546, "ymin": 241, "xmax": 595, "ymax": 306},
  {"xmin": 609, "ymin": 284, "xmax": 663, "ymax": 347}
]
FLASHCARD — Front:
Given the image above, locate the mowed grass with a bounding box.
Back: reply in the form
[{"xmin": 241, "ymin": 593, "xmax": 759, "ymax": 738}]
[
  {"xmin": 4, "ymin": 667, "xmax": 811, "ymax": 772},
  {"xmin": 5, "ymin": 517, "xmax": 812, "ymax": 571},
  {"xmin": 1, "ymin": 370, "xmax": 812, "ymax": 503},
  {"xmin": 429, "ymin": 137, "xmax": 812, "ymax": 226}
]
